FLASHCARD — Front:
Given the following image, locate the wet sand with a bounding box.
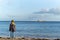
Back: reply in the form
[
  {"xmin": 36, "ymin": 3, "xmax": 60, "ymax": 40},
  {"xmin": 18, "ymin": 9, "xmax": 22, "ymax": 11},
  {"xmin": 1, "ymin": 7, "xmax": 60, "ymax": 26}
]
[{"xmin": 0, "ymin": 37, "xmax": 60, "ymax": 40}]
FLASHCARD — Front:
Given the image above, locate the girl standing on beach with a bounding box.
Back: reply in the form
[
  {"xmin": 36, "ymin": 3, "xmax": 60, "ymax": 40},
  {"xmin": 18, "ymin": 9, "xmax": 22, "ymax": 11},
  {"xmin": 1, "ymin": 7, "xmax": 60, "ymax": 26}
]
[{"xmin": 9, "ymin": 20, "xmax": 16, "ymax": 38}]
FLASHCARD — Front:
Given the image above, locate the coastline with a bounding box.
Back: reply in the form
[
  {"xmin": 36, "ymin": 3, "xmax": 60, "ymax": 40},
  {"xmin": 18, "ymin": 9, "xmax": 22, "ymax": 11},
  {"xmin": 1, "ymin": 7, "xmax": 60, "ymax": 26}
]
[{"xmin": 0, "ymin": 37, "xmax": 59, "ymax": 40}]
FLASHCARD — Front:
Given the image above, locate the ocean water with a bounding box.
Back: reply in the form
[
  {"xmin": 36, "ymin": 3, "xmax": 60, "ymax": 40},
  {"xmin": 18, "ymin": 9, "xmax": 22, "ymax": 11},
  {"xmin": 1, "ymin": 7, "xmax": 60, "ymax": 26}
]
[{"xmin": 0, "ymin": 21, "xmax": 60, "ymax": 38}]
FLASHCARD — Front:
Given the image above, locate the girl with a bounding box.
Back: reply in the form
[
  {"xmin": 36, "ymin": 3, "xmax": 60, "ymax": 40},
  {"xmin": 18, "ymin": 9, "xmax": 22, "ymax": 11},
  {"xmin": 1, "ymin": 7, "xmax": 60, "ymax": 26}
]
[{"xmin": 9, "ymin": 20, "xmax": 16, "ymax": 38}]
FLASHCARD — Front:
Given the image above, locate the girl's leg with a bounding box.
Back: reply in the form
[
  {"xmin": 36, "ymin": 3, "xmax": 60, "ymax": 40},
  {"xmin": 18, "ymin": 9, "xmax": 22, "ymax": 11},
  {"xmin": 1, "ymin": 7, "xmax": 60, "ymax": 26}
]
[{"xmin": 10, "ymin": 32, "xmax": 14, "ymax": 38}]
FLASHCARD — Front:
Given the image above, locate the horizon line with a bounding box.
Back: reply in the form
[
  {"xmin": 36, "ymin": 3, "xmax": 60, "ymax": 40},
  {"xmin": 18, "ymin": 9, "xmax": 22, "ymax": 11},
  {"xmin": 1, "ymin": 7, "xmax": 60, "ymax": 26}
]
[{"xmin": 0, "ymin": 21, "xmax": 60, "ymax": 22}]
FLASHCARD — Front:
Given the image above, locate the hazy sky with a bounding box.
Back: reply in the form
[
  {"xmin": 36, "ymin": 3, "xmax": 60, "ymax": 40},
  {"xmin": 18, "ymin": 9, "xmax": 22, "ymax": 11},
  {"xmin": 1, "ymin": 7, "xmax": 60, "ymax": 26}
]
[{"xmin": 0, "ymin": 0, "xmax": 60, "ymax": 21}]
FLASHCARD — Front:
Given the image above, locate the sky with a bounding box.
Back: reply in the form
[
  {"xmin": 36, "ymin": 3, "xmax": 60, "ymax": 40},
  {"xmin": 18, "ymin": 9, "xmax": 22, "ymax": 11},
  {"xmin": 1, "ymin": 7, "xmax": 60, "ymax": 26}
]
[{"xmin": 0, "ymin": 0, "xmax": 60, "ymax": 21}]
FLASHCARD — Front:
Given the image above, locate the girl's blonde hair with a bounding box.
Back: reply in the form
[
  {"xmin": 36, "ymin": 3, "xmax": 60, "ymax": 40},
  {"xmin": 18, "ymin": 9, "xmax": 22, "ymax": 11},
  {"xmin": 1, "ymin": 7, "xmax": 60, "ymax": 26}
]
[{"xmin": 11, "ymin": 20, "xmax": 15, "ymax": 25}]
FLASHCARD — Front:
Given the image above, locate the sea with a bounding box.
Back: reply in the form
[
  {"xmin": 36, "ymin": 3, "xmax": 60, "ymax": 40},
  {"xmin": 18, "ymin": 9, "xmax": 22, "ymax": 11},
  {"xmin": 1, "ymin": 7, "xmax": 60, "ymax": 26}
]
[{"xmin": 0, "ymin": 21, "xmax": 60, "ymax": 38}]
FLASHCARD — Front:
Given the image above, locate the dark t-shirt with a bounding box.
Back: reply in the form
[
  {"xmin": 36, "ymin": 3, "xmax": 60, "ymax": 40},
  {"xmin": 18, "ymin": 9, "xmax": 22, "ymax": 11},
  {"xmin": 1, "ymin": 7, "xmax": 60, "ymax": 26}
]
[{"xmin": 9, "ymin": 24, "xmax": 16, "ymax": 32}]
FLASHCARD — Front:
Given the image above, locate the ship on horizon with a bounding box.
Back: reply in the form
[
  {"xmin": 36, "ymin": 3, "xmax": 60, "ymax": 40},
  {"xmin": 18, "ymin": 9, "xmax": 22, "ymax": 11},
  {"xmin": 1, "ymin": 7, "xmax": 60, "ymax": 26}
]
[{"xmin": 37, "ymin": 20, "xmax": 45, "ymax": 22}]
